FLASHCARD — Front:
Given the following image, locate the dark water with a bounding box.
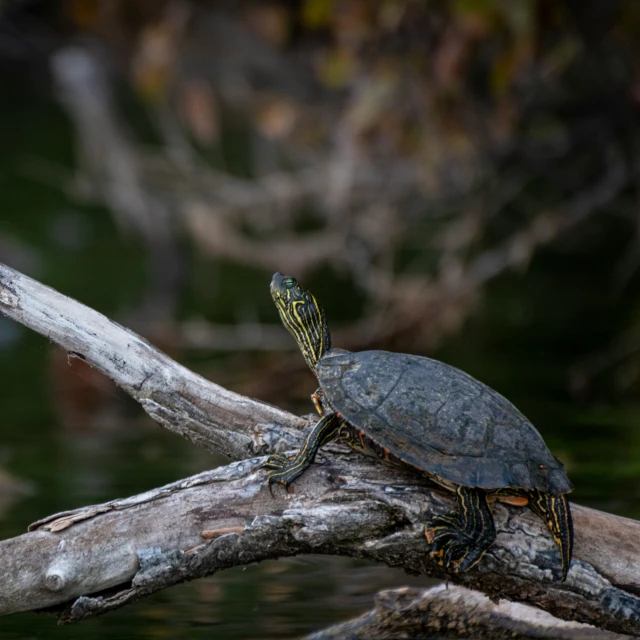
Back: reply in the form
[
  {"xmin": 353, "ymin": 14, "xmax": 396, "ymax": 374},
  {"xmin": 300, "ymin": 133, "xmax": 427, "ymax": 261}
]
[{"xmin": 1, "ymin": 77, "xmax": 639, "ymax": 639}]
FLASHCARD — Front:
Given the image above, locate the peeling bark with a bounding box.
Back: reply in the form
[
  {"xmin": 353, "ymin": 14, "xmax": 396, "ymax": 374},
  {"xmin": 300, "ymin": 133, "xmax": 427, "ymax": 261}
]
[{"xmin": 0, "ymin": 262, "xmax": 639, "ymax": 636}]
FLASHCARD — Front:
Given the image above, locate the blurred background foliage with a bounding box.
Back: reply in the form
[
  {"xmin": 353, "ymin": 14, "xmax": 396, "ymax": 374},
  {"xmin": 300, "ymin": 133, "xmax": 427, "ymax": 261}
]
[{"xmin": 2, "ymin": 0, "xmax": 640, "ymax": 637}]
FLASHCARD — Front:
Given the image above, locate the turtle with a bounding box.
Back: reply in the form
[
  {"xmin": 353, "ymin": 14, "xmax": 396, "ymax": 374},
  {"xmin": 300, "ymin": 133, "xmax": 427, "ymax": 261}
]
[{"xmin": 262, "ymin": 273, "xmax": 573, "ymax": 579}]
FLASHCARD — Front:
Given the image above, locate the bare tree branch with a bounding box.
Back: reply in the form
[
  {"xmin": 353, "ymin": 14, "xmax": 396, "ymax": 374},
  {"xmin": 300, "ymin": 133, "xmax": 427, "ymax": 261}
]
[{"xmin": 0, "ymin": 262, "xmax": 305, "ymax": 458}]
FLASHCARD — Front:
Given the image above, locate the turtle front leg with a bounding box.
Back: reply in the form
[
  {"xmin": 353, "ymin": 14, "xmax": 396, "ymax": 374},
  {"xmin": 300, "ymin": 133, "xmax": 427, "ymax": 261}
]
[
  {"xmin": 425, "ymin": 486, "xmax": 496, "ymax": 573},
  {"xmin": 261, "ymin": 413, "xmax": 343, "ymax": 487}
]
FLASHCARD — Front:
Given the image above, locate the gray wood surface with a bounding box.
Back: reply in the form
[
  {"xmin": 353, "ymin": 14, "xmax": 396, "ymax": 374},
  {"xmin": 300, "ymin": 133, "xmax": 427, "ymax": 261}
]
[{"xmin": 0, "ymin": 262, "xmax": 638, "ymax": 636}]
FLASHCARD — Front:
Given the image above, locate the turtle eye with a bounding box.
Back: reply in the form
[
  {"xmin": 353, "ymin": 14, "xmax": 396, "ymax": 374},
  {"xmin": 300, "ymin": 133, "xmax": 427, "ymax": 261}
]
[{"xmin": 283, "ymin": 277, "xmax": 297, "ymax": 288}]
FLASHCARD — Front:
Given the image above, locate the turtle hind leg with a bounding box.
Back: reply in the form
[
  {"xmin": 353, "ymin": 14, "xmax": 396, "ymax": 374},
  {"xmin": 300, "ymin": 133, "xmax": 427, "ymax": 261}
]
[
  {"xmin": 425, "ymin": 486, "xmax": 496, "ymax": 573},
  {"xmin": 526, "ymin": 490, "xmax": 573, "ymax": 581},
  {"xmin": 261, "ymin": 413, "xmax": 343, "ymax": 487}
]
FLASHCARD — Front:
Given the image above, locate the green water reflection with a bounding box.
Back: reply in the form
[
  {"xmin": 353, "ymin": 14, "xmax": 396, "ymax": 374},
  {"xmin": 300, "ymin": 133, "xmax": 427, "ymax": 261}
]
[{"xmin": 0, "ymin": 76, "xmax": 639, "ymax": 639}]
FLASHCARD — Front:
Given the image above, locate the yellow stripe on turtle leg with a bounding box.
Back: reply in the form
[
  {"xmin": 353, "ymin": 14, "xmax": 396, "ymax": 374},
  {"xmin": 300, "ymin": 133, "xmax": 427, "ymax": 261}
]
[
  {"xmin": 261, "ymin": 413, "xmax": 343, "ymax": 487},
  {"xmin": 527, "ymin": 490, "xmax": 573, "ymax": 581},
  {"xmin": 426, "ymin": 486, "xmax": 496, "ymax": 574}
]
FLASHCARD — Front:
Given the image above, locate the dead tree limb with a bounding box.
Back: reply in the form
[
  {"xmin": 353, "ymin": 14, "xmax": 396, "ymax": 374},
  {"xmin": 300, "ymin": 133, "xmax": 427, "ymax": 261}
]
[
  {"xmin": 0, "ymin": 262, "xmax": 304, "ymax": 459},
  {"xmin": 306, "ymin": 585, "xmax": 633, "ymax": 640},
  {"xmin": 1, "ymin": 262, "xmax": 640, "ymax": 636}
]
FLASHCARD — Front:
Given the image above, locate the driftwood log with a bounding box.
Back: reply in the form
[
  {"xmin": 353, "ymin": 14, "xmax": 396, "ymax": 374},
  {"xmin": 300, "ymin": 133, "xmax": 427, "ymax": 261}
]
[
  {"xmin": 307, "ymin": 585, "xmax": 634, "ymax": 640},
  {"xmin": 0, "ymin": 262, "xmax": 639, "ymax": 636}
]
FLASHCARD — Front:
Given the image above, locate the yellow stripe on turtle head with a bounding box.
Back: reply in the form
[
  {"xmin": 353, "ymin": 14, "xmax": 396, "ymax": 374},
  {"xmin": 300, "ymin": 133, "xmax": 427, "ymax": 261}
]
[{"xmin": 271, "ymin": 273, "xmax": 331, "ymax": 371}]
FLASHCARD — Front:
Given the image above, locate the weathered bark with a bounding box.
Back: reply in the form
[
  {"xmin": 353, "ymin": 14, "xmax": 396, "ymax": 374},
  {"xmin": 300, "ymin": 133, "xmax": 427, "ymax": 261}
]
[
  {"xmin": 0, "ymin": 262, "xmax": 639, "ymax": 636},
  {"xmin": 0, "ymin": 262, "xmax": 304, "ymax": 458},
  {"xmin": 306, "ymin": 585, "xmax": 633, "ymax": 640}
]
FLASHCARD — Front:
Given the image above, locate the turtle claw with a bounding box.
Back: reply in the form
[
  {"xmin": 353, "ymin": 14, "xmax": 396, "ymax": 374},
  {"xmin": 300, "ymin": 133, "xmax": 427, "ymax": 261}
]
[
  {"xmin": 260, "ymin": 453, "xmax": 295, "ymax": 488},
  {"xmin": 260, "ymin": 452, "xmax": 311, "ymax": 488},
  {"xmin": 426, "ymin": 520, "xmax": 466, "ymax": 569},
  {"xmin": 260, "ymin": 453, "xmax": 290, "ymax": 472},
  {"xmin": 425, "ymin": 487, "xmax": 496, "ymax": 574},
  {"xmin": 426, "ymin": 523, "xmax": 481, "ymax": 572}
]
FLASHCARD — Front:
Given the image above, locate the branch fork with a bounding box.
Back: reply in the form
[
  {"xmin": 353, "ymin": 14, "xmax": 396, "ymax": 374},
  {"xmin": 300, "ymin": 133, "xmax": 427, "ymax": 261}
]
[{"xmin": 0, "ymin": 262, "xmax": 638, "ymax": 637}]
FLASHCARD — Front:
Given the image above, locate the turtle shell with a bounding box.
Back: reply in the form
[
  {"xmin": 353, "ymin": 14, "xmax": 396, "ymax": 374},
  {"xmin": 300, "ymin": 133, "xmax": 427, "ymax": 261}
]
[{"xmin": 316, "ymin": 349, "xmax": 572, "ymax": 495}]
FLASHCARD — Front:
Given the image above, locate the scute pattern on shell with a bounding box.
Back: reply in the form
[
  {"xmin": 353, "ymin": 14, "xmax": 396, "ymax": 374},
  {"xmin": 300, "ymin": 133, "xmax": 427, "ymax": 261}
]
[{"xmin": 317, "ymin": 349, "xmax": 572, "ymax": 494}]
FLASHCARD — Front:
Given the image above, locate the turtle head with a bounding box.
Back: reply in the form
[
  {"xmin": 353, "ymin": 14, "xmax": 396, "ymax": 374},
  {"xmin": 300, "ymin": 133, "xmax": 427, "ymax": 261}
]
[{"xmin": 270, "ymin": 273, "xmax": 331, "ymax": 372}]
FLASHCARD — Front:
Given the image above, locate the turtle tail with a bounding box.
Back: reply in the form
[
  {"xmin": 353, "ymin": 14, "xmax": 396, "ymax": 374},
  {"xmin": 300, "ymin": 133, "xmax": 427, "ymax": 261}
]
[{"xmin": 527, "ymin": 490, "xmax": 573, "ymax": 581}]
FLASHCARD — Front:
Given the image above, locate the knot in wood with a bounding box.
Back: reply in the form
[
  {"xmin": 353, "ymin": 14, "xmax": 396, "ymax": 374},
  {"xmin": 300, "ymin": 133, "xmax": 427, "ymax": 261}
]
[{"xmin": 45, "ymin": 568, "xmax": 69, "ymax": 592}]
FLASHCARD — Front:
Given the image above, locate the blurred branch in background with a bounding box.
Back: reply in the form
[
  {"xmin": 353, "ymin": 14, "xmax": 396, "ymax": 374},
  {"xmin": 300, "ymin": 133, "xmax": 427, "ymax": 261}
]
[
  {"xmin": 51, "ymin": 45, "xmax": 184, "ymax": 343},
  {"xmin": 1, "ymin": 1, "xmax": 640, "ymax": 474},
  {"xmin": 33, "ymin": 0, "xmax": 638, "ymax": 367}
]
